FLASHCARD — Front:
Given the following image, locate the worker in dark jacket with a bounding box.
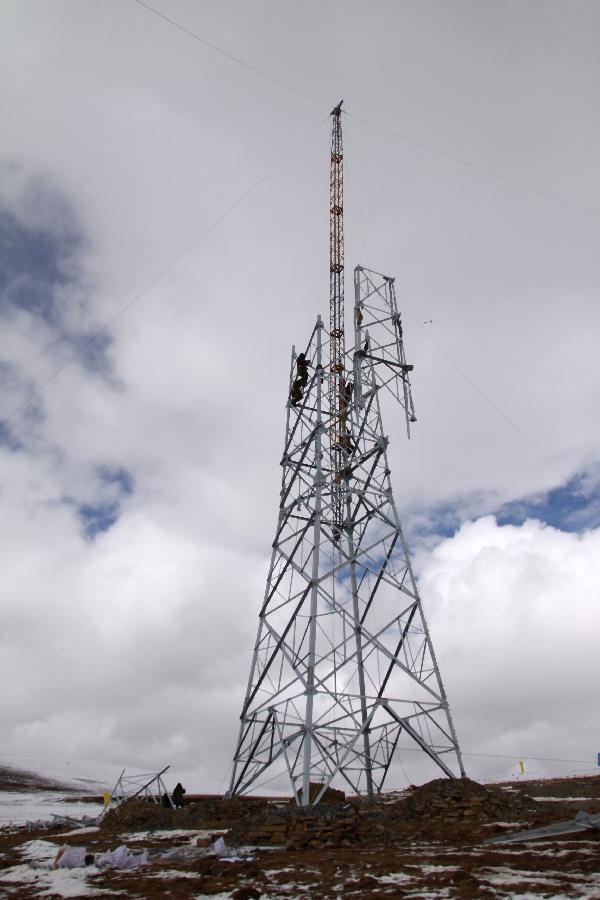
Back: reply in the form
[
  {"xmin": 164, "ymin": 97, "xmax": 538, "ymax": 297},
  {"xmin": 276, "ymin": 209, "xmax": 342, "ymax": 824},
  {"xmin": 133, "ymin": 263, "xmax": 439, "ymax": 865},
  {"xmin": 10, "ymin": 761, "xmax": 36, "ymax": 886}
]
[
  {"xmin": 172, "ymin": 782, "xmax": 186, "ymax": 808},
  {"xmin": 296, "ymin": 352, "xmax": 309, "ymax": 388},
  {"xmin": 290, "ymin": 380, "xmax": 303, "ymax": 407}
]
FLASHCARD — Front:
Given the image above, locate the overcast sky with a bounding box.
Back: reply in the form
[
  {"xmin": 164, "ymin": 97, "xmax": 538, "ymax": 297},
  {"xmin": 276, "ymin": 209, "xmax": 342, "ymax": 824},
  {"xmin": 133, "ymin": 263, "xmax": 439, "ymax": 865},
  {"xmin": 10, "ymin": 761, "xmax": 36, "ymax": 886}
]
[{"xmin": 1, "ymin": 0, "xmax": 599, "ymax": 793}]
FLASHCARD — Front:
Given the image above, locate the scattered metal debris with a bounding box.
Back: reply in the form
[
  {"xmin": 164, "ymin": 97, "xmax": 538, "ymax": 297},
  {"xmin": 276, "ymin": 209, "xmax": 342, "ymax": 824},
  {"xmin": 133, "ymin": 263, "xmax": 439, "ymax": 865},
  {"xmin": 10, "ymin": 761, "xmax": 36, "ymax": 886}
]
[
  {"xmin": 26, "ymin": 813, "xmax": 102, "ymax": 832},
  {"xmin": 109, "ymin": 765, "xmax": 174, "ymax": 809},
  {"xmin": 485, "ymin": 809, "xmax": 600, "ymax": 845}
]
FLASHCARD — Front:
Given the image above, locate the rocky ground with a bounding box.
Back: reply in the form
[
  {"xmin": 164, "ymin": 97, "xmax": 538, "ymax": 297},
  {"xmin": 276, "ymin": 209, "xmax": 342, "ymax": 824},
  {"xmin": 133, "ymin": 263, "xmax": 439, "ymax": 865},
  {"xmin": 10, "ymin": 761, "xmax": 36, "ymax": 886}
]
[{"xmin": 1, "ymin": 773, "xmax": 600, "ymax": 898}]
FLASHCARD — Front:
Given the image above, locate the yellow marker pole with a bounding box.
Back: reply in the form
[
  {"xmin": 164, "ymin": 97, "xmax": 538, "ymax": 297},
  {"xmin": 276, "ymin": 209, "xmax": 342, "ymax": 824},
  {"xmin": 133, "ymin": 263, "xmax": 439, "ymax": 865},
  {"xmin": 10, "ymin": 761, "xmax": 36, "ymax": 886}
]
[
  {"xmin": 518, "ymin": 760, "xmax": 525, "ymax": 776},
  {"xmin": 103, "ymin": 790, "xmax": 111, "ymax": 807}
]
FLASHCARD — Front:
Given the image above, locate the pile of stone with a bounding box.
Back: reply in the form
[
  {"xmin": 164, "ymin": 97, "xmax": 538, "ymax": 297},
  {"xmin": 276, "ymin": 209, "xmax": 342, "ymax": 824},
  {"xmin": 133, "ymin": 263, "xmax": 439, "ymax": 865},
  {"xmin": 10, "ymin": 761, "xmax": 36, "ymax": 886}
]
[
  {"xmin": 241, "ymin": 806, "xmax": 365, "ymax": 849},
  {"xmin": 285, "ymin": 806, "xmax": 371, "ymax": 849},
  {"xmin": 392, "ymin": 777, "xmax": 535, "ymax": 825},
  {"xmin": 179, "ymin": 796, "xmax": 267, "ymax": 830},
  {"xmin": 229, "ymin": 800, "xmax": 377, "ymax": 849},
  {"xmin": 101, "ymin": 800, "xmax": 175, "ymax": 832},
  {"xmin": 101, "ymin": 796, "xmax": 269, "ymax": 833},
  {"xmin": 100, "ymin": 777, "xmax": 537, "ymax": 849},
  {"xmin": 294, "ymin": 784, "xmax": 346, "ymax": 805},
  {"xmin": 229, "ymin": 777, "xmax": 537, "ymax": 848}
]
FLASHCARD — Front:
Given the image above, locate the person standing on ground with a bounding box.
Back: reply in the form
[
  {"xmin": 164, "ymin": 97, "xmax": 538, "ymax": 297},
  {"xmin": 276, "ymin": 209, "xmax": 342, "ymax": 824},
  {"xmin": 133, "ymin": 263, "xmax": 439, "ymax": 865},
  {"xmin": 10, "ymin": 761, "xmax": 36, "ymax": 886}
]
[{"xmin": 172, "ymin": 782, "xmax": 186, "ymax": 808}]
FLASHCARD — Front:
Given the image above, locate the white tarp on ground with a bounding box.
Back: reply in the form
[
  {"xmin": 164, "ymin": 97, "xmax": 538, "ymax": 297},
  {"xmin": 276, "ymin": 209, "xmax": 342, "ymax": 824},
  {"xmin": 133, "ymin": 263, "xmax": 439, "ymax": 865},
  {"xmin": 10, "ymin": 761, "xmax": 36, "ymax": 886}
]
[{"xmin": 56, "ymin": 844, "xmax": 148, "ymax": 869}]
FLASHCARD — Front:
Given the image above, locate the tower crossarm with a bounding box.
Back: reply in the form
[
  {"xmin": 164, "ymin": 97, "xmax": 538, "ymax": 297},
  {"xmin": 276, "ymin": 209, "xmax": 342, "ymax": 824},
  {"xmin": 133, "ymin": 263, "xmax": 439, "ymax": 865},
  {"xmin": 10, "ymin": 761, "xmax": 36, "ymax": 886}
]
[{"xmin": 353, "ymin": 266, "xmax": 417, "ymax": 437}]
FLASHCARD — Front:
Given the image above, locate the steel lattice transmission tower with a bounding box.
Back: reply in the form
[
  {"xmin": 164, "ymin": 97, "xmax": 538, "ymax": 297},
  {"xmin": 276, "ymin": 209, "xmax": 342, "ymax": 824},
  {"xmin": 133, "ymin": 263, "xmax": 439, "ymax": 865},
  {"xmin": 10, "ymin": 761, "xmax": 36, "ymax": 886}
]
[{"xmin": 229, "ymin": 102, "xmax": 464, "ymax": 806}]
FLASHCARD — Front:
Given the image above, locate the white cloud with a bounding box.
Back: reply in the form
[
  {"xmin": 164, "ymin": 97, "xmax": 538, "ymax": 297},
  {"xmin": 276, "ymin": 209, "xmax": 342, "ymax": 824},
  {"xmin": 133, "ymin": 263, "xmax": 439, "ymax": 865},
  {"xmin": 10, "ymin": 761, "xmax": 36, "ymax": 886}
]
[
  {"xmin": 413, "ymin": 516, "xmax": 600, "ymax": 783},
  {"xmin": 1, "ymin": 1, "xmax": 600, "ymax": 792}
]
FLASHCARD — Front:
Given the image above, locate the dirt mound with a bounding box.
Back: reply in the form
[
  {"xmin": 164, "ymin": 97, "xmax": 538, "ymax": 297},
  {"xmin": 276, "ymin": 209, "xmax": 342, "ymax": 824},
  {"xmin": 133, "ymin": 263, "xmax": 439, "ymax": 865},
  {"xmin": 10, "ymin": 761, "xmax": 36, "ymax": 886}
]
[
  {"xmin": 227, "ymin": 777, "xmax": 536, "ymax": 849},
  {"xmin": 101, "ymin": 796, "xmax": 270, "ymax": 834},
  {"xmin": 177, "ymin": 797, "xmax": 269, "ymax": 830},
  {"xmin": 295, "ymin": 783, "xmax": 345, "ymax": 805},
  {"xmin": 100, "ymin": 778, "xmax": 536, "ymax": 846},
  {"xmin": 101, "ymin": 800, "xmax": 176, "ymax": 832},
  {"xmin": 398, "ymin": 777, "xmax": 535, "ymax": 823}
]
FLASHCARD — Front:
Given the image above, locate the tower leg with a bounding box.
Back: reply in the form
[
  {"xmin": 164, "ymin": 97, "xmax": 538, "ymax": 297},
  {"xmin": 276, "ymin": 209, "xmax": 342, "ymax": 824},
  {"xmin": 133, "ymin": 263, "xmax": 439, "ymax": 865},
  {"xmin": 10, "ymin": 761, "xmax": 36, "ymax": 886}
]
[
  {"xmin": 345, "ymin": 474, "xmax": 374, "ymax": 801},
  {"xmin": 301, "ymin": 316, "xmax": 324, "ymax": 806}
]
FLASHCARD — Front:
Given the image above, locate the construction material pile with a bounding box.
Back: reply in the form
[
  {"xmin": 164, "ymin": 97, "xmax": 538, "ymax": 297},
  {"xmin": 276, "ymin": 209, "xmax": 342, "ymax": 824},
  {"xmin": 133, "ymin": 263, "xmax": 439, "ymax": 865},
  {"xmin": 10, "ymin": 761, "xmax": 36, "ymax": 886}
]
[
  {"xmin": 396, "ymin": 777, "xmax": 535, "ymax": 824},
  {"xmin": 295, "ymin": 784, "xmax": 345, "ymax": 805},
  {"xmin": 179, "ymin": 796, "xmax": 267, "ymax": 830},
  {"xmin": 101, "ymin": 800, "xmax": 174, "ymax": 832},
  {"xmin": 101, "ymin": 796, "xmax": 269, "ymax": 833},
  {"xmin": 229, "ymin": 777, "xmax": 537, "ymax": 848},
  {"xmin": 100, "ymin": 777, "xmax": 537, "ymax": 849},
  {"xmin": 229, "ymin": 801, "xmax": 370, "ymax": 849}
]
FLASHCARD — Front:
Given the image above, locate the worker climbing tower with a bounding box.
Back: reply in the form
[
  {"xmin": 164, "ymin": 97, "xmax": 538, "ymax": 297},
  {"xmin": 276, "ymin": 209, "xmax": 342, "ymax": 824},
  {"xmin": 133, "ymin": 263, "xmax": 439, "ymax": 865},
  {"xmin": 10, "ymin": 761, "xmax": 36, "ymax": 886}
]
[{"xmin": 229, "ymin": 102, "xmax": 464, "ymax": 805}]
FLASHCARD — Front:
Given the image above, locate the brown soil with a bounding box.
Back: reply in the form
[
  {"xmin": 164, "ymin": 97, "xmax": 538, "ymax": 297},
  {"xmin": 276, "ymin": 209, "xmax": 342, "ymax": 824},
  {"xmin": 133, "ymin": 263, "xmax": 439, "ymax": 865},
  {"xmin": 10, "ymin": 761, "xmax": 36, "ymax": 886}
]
[
  {"xmin": 2, "ymin": 773, "xmax": 600, "ymax": 898},
  {"xmin": 100, "ymin": 795, "xmax": 271, "ymax": 833}
]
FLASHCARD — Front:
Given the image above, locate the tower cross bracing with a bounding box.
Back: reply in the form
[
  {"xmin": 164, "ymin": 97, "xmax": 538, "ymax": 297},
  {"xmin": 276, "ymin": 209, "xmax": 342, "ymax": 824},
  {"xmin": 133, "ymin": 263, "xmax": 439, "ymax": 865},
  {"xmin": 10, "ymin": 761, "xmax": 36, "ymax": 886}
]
[{"xmin": 229, "ymin": 106, "xmax": 463, "ymax": 806}]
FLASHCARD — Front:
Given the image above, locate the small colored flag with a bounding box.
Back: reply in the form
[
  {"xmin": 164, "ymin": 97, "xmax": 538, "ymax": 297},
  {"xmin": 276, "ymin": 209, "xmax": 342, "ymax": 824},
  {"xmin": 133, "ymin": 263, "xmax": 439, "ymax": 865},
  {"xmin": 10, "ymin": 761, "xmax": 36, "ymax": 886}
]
[{"xmin": 518, "ymin": 760, "xmax": 525, "ymax": 776}]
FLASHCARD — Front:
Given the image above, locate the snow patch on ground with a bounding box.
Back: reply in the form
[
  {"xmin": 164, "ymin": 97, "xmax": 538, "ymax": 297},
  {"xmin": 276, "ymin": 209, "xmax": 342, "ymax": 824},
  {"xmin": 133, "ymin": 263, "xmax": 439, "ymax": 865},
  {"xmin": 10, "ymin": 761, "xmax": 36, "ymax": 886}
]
[
  {"xmin": 378, "ymin": 871, "xmax": 414, "ymax": 884},
  {"xmin": 0, "ymin": 790, "xmax": 102, "ymax": 827},
  {"xmin": 264, "ymin": 866, "xmax": 297, "ymax": 875},
  {"xmin": 58, "ymin": 826, "xmax": 100, "ymax": 837},
  {"xmin": 481, "ymin": 866, "xmax": 587, "ymax": 887},
  {"xmin": 148, "ymin": 868, "xmax": 199, "ymax": 879},
  {"xmin": 379, "ymin": 790, "xmax": 410, "ymax": 803},
  {"xmin": 273, "ymin": 883, "xmax": 310, "ymax": 894},
  {"xmin": 481, "ymin": 821, "xmax": 529, "ymax": 827},
  {"xmin": 124, "ymin": 828, "xmax": 203, "ymax": 841},
  {"xmin": 417, "ymin": 865, "xmax": 460, "ymax": 874},
  {"xmin": 19, "ymin": 839, "xmax": 59, "ymax": 861},
  {"xmin": 490, "ymin": 895, "xmax": 575, "ymax": 900},
  {"xmin": 192, "ymin": 893, "xmax": 233, "ymax": 900},
  {"xmin": 0, "ymin": 862, "xmax": 124, "ymax": 897},
  {"xmin": 404, "ymin": 891, "xmax": 451, "ymax": 899},
  {"xmin": 487, "ymin": 845, "xmax": 597, "ymax": 857}
]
